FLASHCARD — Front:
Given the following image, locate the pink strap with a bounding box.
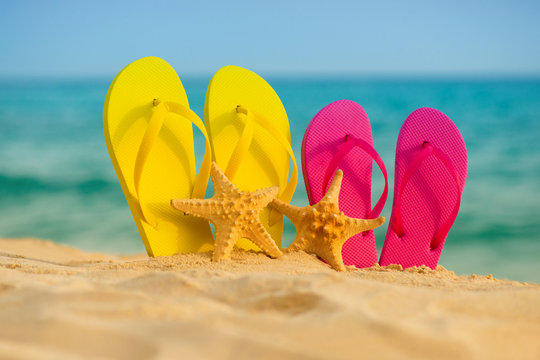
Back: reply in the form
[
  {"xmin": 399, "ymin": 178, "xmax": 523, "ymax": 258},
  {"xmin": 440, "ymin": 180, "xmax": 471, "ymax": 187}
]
[
  {"xmin": 392, "ymin": 142, "xmax": 462, "ymax": 250},
  {"xmin": 323, "ymin": 135, "xmax": 388, "ymax": 219}
]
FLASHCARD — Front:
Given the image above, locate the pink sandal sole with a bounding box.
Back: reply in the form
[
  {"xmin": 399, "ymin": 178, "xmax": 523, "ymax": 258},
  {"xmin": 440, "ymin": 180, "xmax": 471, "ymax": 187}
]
[
  {"xmin": 380, "ymin": 108, "xmax": 468, "ymax": 269},
  {"xmin": 302, "ymin": 100, "xmax": 388, "ymax": 268}
]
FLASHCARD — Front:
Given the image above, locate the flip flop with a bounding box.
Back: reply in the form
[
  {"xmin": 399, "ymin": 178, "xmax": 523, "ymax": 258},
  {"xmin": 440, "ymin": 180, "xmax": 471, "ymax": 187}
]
[
  {"xmin": 302, "ymin": 100, "xmax": 388, "ymax": 268},
  {"xmin": 379, "ymin": 108, "xmax": 468, "ymax": 269},
  {"xmin": 204, "ymin": 65, "xmax": 298, "ymax": 250},
  {"xmin": 104, "ymin": 56, "xmax": 214, "ymax": 257}
]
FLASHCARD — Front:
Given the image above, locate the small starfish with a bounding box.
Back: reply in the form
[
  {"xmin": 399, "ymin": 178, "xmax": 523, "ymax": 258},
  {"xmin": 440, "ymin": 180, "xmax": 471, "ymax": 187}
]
[
  {"xmin": 271, "ymin": 169, "xmax": 385, "ymax": 271},
  {"xmin": 171, "ymin": 162, "xmax": 283, "ymax": 261}
]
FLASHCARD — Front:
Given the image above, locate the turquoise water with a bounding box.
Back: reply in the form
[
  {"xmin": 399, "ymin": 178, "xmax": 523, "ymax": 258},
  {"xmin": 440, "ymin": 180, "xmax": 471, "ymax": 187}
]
[{"xmin": 0, "ymin": 77, "xmax": 539, "ymax": 282}]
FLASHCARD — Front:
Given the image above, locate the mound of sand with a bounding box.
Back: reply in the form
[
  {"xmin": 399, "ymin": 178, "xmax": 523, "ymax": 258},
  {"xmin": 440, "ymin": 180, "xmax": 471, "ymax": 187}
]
[{"xmin": 0, "ymin": 238, "xmax": 539, "ymax": 359}]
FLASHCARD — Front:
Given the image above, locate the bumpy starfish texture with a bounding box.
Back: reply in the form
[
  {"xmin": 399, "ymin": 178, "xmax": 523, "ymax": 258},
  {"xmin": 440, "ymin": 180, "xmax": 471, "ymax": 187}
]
[
  {"xmin": 171, "ymin": 162, "xmax": 283, "ymax": 261},
  {"xmin": 271, "ymin": 169, "xmax": 385, "ymax": 271}
]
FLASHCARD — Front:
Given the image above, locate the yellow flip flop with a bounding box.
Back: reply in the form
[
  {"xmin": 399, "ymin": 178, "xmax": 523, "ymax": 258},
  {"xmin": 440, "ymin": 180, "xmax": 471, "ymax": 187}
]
[
  {"xmin": 204, "ymin": 65, "xmax": 298, "ymax": 249},
  {"xmin": 103, "ymin": 56, "xmax": 214, "ymax": 257}
]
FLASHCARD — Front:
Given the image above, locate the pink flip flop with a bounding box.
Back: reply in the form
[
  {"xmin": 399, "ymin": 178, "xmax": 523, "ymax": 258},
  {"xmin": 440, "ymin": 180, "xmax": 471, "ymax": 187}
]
[
  {"xmin": 302, "ymin": 100, "xmax": 388, "ymax": 268},
  {"xmin": 379, "ymin": 108, "xmax": 468, "ymax": 269}
]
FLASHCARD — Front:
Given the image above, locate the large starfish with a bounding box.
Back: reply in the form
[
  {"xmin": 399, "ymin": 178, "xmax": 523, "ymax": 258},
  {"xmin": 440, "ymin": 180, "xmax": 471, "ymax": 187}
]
[
  {"xmin": 271, "ymin": 169, "xmax": 385, "ymax": 271},
  {"xmin": 171, "ymin": 162, "xmax": 283, "ymax": 261}
]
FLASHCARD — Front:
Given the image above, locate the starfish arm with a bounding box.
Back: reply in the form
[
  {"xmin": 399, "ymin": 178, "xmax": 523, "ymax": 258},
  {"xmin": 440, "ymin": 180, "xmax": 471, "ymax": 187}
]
[
  {"xmin": 289, "ymin": 233, "xmax": 346, "ymax": 271},
  {"xmin": 344, "ymin": 216, "xmax": 385, "ymax": 238},
  {"xmin": 285, "ymin": 233, "xmax": 309, "ymax": 252},
  {"xmin": 212, "ymin": 223, "xmax": 238, "ymax": 261},
  {"xmin": 210, "ymin": 162, "xmax": 238, "ymax": 194},
  {"xmin": 245, "ymin": 222, "xmax": 283, "ymax": 258},
  {"xmin": 170, "ymin": 198, "xmax": 221, "ymax": 221},
  {"xmin": 269, "ymin": 199, "xmax": 305, "ymax": 227},
  {"xmin": 250, "ymin": 186, "xmax": 280, "ymax": 208},
  {"xmin": 321, "ymin": 169, "xmax": 343, "ymax": 204},
  {"xmin": 316, "ymin": 246, "xmax": 347, "ymax": 272}
]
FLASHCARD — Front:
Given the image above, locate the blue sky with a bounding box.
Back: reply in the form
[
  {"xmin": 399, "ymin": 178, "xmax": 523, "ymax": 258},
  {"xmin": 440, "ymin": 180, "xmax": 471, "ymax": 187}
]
[{"xmin": 1, "ymin": 0, "xmax": 539, "ymax": 77}]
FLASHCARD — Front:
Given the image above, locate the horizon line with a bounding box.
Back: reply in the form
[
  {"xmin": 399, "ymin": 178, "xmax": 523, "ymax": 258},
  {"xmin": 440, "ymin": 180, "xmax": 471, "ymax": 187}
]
[{"xmin": 1, "ymin": 71, "xmax": 540, "ymax": 82}]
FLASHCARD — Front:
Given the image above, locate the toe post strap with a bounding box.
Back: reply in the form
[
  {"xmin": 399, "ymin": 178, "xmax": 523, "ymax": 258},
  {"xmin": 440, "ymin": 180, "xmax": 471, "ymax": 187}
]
[
  {"xmin": 392, "ymin": 142, "xmax": 462, "ymax": 250},
  {"xmin": 133, "ymin": 99, "xmax": 212, "ymax": 226},
  {"xmin": 323, "ymin": 134, "xmax": 389, "ymax": 219},
  {"xmin": 226, "ymin": 105, "xmax": 299, "ymax": 225}
]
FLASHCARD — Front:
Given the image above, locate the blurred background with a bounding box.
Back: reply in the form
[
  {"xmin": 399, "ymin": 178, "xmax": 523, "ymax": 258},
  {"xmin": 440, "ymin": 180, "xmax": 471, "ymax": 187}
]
[{"xmin": 0, "ymin": 1, "xmax": 539, "ymax": 281}]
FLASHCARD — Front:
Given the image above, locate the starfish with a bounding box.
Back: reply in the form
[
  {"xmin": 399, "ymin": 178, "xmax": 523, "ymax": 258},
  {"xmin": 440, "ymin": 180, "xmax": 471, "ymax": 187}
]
[
  {"xmin": 271, "ymin": 169, "xmax": 385, "ymax": 271},
  {"xmin": 171, "ymin": 162, "xmax": 283, "ymax": 261}
]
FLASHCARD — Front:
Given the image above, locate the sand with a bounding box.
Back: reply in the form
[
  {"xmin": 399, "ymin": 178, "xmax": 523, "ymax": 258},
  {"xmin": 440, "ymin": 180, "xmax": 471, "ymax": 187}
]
[{"xmin": 0, "ymin": 238, "xmax": 539, "ymax": 360}]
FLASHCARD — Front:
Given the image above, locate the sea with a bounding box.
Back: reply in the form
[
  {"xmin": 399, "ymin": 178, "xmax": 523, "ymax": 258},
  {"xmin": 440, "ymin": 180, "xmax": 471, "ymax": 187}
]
[{"xmin": 0, "ymin": 76, "xmax": 539, "ymax": 282}]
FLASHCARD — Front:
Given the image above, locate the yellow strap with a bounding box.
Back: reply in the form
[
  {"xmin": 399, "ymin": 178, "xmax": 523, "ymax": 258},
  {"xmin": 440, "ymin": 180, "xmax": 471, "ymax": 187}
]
[
  {"xmin": 133, "ymin": 100, "xmax": 212, "ymax": 226},
  {"xmin": 227, "ymin": 106, "xmax": 298, "ymax": 224},
  {"xmin": 249, "ymin": 109, "xmax": 298, "ymax": 204},
  {"xmin": 225, "ymin": 106, "xmax": 255, "ymax": 180},
  {"xmin": 164, "ymin": 101, "xmax": 212, "ymax": 199}
]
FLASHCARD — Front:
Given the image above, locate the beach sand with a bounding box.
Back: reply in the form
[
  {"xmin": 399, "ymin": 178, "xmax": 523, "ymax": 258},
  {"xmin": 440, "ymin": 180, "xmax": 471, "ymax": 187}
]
[{"xmin": 0, "ymin": 238, "xmax": 539, "ymax": 359}]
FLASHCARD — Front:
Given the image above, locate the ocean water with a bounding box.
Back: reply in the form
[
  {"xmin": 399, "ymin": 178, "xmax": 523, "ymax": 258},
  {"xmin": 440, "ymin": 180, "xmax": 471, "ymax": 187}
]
[{"xmin": 0, "ymin": 76, "xmax": 539, "ymax": 282}]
